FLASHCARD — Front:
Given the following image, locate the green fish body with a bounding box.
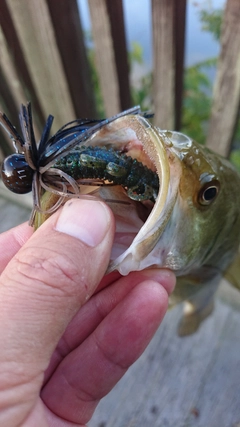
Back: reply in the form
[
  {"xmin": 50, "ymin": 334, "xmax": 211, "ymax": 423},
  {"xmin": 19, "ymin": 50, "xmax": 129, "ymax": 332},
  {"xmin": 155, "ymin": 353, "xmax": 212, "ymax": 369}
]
[{"xmin": 34, "ymin": 115, "xmax": 240, "ymax": 335}]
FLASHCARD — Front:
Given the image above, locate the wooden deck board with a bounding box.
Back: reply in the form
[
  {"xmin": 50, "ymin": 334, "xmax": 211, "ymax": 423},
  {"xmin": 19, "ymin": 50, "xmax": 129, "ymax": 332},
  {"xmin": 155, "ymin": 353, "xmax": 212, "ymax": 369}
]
[
  {"xmin": 1, "ymin": 194, "xmax": 240, "ymax": 427},
  {"xmin": 0, "ymin": 197, "xmax": 30, "ymax": 232},
  {"xmin": 89, "ymin": 301, "xmax": 240, "ymax": 427}
]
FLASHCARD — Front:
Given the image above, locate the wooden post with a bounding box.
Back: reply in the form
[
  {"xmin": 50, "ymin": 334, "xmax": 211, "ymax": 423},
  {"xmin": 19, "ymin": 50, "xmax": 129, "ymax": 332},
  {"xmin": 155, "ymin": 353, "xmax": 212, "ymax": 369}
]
[
  {"xmin": 174, "ymin": 0, "xmax": 186, "ymax": 131},
  {"xmin": 47, "ymin": 0, "xmax": 97, "ymax": 118},
  {"xmin": 0, "ymin": 26, "xmax": 28, "ymax": 114},
  {"xmin": 106, "ymin": 0, "xmax": 132, "ymax": 110},
  {"xmin": 88, "ymin": 0, "xmax": 121, "ymax": 116},
  {"xmin": 0, "ymin": 0, "xmax": 45, "ymax": 131},
  {"xmin": 6, "ymin": 0, "xmax": 75, "ymax": 131},
  {"xmin": 152, "ymin": 0, "xmax": 175, "ymax": 129},
  {"xmin": 206, "ymin": 0, "xmax": 240, "ymax": 156}
]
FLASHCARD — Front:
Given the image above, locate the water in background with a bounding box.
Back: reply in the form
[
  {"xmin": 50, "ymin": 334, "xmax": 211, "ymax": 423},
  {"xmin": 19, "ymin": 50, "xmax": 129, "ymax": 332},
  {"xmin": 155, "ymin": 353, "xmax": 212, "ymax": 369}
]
[{"xmin": 77, "ymin": 0, "xmax": 226, "ymax": 81}]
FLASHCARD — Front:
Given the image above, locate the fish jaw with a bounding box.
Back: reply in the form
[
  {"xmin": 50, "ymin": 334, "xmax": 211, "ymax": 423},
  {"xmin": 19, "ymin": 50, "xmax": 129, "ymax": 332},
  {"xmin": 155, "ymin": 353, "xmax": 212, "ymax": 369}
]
[
  {"xmin": 107, "ymin": 147, "xmax": 181, "ymax": 275},
  {"xmin": 85, "ymin": 115, "xmax": 181, "ymax": 275},
  {"xmin": 109, "ymin": 128, "xmax": 240, "ymax": 280},
  {"xmin": 35, "ymin": 118, "xmax": 240, "ymax": 290}
]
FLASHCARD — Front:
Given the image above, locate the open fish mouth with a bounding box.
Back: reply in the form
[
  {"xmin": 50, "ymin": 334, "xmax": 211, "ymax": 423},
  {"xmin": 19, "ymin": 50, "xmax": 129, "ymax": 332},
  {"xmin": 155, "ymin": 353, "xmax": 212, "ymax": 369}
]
[
  {"xmin": 0, "ymin": 103, "xmax": 181, "ymax": 276},
  {"xmin": 74, "ymin": 115, "xmax": 181, "ymax": 275},
  {"xmin": 0, "ymin": 102, "xmax": 181, "ymax": 276}
]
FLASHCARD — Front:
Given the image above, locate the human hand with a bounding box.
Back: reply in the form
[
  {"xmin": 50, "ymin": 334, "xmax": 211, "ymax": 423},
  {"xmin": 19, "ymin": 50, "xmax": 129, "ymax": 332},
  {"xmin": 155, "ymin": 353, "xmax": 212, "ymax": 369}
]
[{"xmin": 0, "ymin": 199, "xmax": 175, "ymax": 426}]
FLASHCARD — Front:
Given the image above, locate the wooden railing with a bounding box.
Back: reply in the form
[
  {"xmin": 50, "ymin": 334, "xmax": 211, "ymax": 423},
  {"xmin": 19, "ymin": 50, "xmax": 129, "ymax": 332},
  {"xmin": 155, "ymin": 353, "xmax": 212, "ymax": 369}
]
[{"xmin": 0, "ymin": 0, "xmax": 239, "ymax": 160}]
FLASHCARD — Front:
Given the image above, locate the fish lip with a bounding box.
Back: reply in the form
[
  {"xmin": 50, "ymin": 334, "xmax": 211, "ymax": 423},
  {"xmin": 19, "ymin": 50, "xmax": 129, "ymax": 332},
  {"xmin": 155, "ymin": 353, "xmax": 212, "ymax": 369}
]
[
  {"xmin": 82, "ymin": 115, "xmax": 180, "ymax": 276},
  {"xmin": 103, "ymin": 118, "xmax": 180, "ymax": 275}
]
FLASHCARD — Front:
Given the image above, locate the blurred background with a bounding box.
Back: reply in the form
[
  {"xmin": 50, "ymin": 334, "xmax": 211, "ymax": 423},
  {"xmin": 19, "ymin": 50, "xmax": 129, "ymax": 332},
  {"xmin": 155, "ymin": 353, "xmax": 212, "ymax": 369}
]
[
  {"xmin": 0, "ymin": 3, "xmax": 240, "ymax": 426},
  {"xmin": 1, "ymin": 0, "xmax": 240, "ymax": 171}
]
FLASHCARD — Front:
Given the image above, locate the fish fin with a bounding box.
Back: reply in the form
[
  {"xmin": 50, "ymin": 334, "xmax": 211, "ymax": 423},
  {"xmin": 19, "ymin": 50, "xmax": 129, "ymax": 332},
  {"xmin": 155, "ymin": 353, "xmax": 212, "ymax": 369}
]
[
  {"xmin": 177, "ymin": 277, "xmax": 219, "ymax": 336},
  {"xmin": 178, "ymin": 300, "xmax": 214, "ymax": 336},
  {"xmin": 223, "ymin": 250, "xmax": 240, "ymax": 291}
]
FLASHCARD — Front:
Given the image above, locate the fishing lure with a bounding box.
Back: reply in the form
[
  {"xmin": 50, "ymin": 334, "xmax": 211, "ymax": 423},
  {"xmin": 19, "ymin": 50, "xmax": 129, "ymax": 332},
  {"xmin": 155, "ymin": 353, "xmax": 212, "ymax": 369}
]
[
  {"xmin": 53, "ymin": 145, "xmax": 159, "ymax": 202},
  {"xmin": 0, "ymin": 103, "xmax": 158, "ymax": 225}
]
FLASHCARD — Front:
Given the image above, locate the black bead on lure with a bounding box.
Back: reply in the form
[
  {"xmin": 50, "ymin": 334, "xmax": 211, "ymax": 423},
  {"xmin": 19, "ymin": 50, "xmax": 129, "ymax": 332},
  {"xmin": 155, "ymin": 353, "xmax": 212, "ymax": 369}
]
[{"xmin": 0, "ymin": 103, "xmax": 158, "ymax": 225}]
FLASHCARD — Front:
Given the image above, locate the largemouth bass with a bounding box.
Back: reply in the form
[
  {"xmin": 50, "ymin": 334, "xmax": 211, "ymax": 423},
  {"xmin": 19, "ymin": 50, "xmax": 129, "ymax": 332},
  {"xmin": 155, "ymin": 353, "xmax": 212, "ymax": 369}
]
[{"xmin": 1, "ymin": 107, "xmax": 240, "ymax": 335}]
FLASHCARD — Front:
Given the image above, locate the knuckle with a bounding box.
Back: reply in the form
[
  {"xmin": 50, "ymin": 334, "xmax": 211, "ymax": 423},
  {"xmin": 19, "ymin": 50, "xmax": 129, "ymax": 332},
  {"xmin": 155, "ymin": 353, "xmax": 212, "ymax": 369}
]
[{"xmin": 13, "ymin": 246, "xmax": 82, "ymax": 297}]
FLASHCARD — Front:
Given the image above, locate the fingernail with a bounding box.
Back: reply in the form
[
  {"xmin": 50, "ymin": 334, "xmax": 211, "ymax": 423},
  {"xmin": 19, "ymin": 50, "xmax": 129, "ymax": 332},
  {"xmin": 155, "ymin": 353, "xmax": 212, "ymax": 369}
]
[{"xmin": 55, "ymin": 199, "xmax": 111, "ymax": 247}]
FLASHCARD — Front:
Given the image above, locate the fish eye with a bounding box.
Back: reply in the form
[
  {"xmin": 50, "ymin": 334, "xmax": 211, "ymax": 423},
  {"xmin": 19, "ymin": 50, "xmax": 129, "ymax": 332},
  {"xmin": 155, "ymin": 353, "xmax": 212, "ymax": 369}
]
[{"xmin": 198, "ymin": 180, "xmax": 220, "ymax": 206}]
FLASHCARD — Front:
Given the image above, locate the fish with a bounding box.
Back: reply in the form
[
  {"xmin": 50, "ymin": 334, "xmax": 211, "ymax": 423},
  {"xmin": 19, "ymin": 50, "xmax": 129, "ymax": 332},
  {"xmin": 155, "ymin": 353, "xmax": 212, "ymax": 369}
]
[{"xmin": 1, "ymin": 107, "xmax": 240, "ymax": 335}]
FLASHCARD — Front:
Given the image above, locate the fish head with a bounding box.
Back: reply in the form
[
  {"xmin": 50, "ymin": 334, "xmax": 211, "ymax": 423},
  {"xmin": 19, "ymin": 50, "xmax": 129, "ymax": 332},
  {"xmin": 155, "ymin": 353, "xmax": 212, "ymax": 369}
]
[
  {"xmin": 35, "ymin": 115, "xmax": 240, "ymax": 283},
  {"xmin": 149, "ymin": 130, "xmax": 240, "ymax": 277},
  {"xmin": 33, "ymin": 113, "xmax": 240, "ymax": 334},
  {"xmin": 102, "ymin": 122, "xmax": 240, "ymax": 280}
]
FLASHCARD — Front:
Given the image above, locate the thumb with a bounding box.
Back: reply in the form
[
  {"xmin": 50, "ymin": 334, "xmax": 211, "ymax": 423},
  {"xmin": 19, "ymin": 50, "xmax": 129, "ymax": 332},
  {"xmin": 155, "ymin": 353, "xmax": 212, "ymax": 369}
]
[{"xmin": 0, "ymin": 199, "xmax": 114, "ymax": 416}]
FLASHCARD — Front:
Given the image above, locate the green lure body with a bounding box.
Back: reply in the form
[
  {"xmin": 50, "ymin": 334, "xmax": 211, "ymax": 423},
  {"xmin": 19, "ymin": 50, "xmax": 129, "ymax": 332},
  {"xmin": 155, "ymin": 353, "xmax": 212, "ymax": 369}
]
[{"xmin": 53, "ymin": 146, "xmax": 159, "ymax": 201}]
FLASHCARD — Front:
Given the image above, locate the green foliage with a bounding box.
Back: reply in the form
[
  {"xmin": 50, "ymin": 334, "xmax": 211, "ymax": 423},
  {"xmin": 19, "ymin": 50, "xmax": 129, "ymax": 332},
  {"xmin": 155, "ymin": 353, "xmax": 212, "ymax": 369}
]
[
  {"xmin": 131, "ymin": 73, "xmax": 152, "ymax": 110},
  {"xmin": 181, "ymin": 60, "xmax": 216, "ymax": 144},
  {"xmin": 179, "ymin": 4, "xmax": 222, "ymax": 144},
  {"xmin": 199, "ymin": 9, "xmax": 223, "ymax": 41},
  {"xmin": 128, "ymin": 42, "xmax": 152, "ymax": 110},
  {"xmin": 230, "ymin": 150, "xmax": 240, "ymax": 172},
  {"xmin": 230, "ymin": 118, "xmax": 240, "ymax": 171},
  {"xmin": 128, "ymin": 41, "xmax": 144, "ymax": 66}
]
